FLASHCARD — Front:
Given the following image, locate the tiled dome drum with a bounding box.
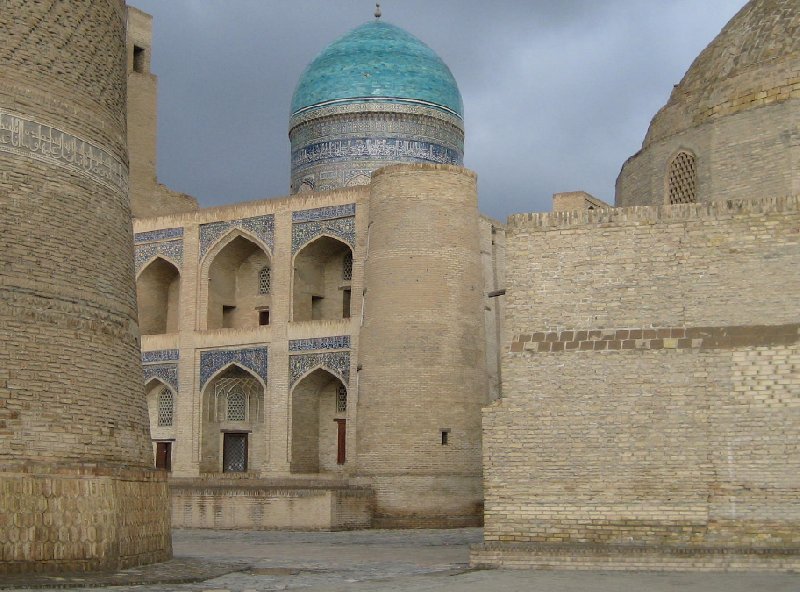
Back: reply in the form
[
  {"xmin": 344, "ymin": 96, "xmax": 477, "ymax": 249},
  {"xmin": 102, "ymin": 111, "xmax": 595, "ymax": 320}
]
[{"xmin": 289, "ymin": 21, "xmax": 465, "ymax": 193}]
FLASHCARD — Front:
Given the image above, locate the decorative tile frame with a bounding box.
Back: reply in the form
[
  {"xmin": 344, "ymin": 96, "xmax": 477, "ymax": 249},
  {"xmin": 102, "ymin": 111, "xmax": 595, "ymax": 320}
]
[
  {"xmin": 292, "ymin": 204, "xmax": 356, "ymax": 223},
  {"xmin": 289, "ymin": 335, "xmax": 351, "ymax": 352},
  {"xmin": 141, "ymin": 349, "xmax": 180, "ymax": 364},
  {"xmin": 142, "ymin": 349, "xmax": 179, "ymax": 392},
  {"xmin": 289, "ymin": 351, "xmax": 350, "ymax": 388},
  {"xmin": 199, "ymin": 215, "xmax": 274, "ymax": 260},
  {"xmin": 200, "ymin": 347, "xmax": 268, "ymax": 389},
  {"xmin": 134, "ymin": 228, "xmax": 184, "ymax": 274},
  {"xmin": 134, "ymin": 228, "xmax": 184, "ymax": 244},
  {"xmin": 143, "ymin": 365, "xmax": 178, "ymax": 393},
  {"xmin": 291, "ymin": 203, "xmax": 357, "ymax": 255}
]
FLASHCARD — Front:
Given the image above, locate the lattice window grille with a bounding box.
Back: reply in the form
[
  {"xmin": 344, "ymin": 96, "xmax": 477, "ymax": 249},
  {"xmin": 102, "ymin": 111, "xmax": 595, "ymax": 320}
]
[
  {"xmin": 157, "ymin": 387, "xmax": 174, "ymax": 427},
  {"xmin": 212, "ymin": 377, "xmax": 262, "ymax": 422},
  {"xmin": 336, "ymin": 384, "xmax": 347, "ymax": 414},
  {"xmin": 342, "ymin": 252, "xmax": 353, "ymax": 281},
  {"xmin": 668, "ymin": 152, "xmax": 697, "ymax": 205},
  {"xmin": 259, "ymin": 266, "xmax": 271, "ymax": 294},
  {"xmin": 226, "ymin": 390, "xmax": 247, "ymax": 421}
]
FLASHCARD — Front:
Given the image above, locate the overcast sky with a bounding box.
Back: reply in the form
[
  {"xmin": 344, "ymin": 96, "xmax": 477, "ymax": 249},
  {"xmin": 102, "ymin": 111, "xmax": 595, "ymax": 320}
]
[{"xmin": 130, "ymin": 0, "xmax": 746, "ymax": 221}]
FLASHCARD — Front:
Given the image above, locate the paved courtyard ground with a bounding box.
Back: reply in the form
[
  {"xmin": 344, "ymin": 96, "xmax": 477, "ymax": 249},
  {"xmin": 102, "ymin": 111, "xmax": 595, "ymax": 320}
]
[{"xmin": 2, "ymin": 528, "xmax": 798, "ymax": 591}]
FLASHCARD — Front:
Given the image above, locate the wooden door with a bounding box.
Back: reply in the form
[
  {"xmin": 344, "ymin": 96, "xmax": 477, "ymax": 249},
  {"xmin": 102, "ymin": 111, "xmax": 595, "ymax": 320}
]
[{"xmin": 335, "ymin": 419, "xmax": 346, "ymax": 465}]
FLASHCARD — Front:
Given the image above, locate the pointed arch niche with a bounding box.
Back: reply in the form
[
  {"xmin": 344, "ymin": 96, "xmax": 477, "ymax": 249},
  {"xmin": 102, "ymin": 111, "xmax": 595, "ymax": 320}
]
[
  {"xmin": 200, "ymin": 364, "xmax": 266, "ymax": 474},
  {"xmin": 204, "ymin": 232, "xmax": 272, "ymax": 330},
  {"xmin": 292, "ymin": 236, "xmax": 353, "ymax": 322},
  {"xmin": 290, "ymin": 368, "xmax": 348, "ymax": 474},
  {"xmin": 137, "ymin": 257, "xmax": 181, "ymax": 335}
]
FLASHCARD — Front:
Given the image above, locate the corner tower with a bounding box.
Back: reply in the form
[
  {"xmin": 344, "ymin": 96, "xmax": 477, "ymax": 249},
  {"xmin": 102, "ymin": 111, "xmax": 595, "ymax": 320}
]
[
  {"xmin": 289, "ymin": 17, "xmax": 464, "ymax": 193},
  {"xmin": 357, "ymin": 164, "xmax": 488, "ymax": 527},
  {"xmin": 0, "ymin": 0, "xmax": 171, "ymax": 573}
]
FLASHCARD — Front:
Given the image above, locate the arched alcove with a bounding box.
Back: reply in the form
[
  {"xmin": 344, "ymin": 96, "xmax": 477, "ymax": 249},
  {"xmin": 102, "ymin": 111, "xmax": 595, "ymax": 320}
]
[
  {"xmin": 292, "ymin": 236, "xmax": 353, "ymax": 322},
  {"xmin": 200, "ymin": 365, "xmax": 265, "ymax": 473},
  {"xmin": 145, "ymin": 379, "xmax": 176, "ymax": 471},
  {"xmin": 137, "ymin": 257, "xmax": 180, "ymax": 335},
  {"xmin": 207, "ymin": 235, "xmax": 271, "ymax": 330},
  {"xmin": 290, "ymin": 368, "xmax": 348, "ymax": 474}
]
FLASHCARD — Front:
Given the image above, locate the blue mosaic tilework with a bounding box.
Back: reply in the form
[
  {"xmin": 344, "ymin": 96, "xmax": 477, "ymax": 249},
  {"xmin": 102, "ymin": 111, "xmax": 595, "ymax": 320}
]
[
  {"xmin": 200, "ymin": 214, "xmax": 274, "ymax": 260},
  {"xmin": 135, "ymin": 240, "xmax": 184, "ymax": 274},
  {"xmin": 143, "ymin": 365, "xmax": 178, "ymax": 392},
  {"xmin": 200, "ymin": 347, "xmax": 268, "ymax": 388},
  {"xmin": 141, "ymin": 349, "xmax": 180, "ymax": 364},
  {"xmin": 290, "ymin": 351, "xmax": 350, "ymax": 387},
  {"xmin": 292, "ymin": 204, "xmax": 356, "ymax": 223},
  {"xmin": 291, "ymin": 22, "xmax": 463, "ymax": 119},
  {"xmin": 134, "ymin": 227, "xmax": 184, "ymax": 244},
  {"xmin": 289, "ymin": 335, "xmax": 351, "ymax": 352},
  {"xmin": 292, "ymin": 217, "xmax": 355, "ymax": 253},
  {"xmin": 292, "ymin": 138, "xmax": 462, "ymax": 169}
]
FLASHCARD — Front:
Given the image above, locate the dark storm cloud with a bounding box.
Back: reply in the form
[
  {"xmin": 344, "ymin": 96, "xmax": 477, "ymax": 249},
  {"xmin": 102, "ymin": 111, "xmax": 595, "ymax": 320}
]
[{"xmin": 130, "ymin": 0, "xmax": 746, "ymax": 220}]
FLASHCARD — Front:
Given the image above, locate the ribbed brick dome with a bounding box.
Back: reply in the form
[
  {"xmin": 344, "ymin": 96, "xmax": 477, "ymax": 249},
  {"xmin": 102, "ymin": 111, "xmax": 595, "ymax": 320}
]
[{"xmin": 644, "ymin": 0, "xmax": 799, "ymax": 147}]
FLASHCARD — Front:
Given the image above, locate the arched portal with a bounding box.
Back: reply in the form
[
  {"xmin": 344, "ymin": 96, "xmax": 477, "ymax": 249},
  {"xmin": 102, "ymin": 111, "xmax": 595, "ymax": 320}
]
[
  {"xmin": 290, "ymin": 368, "xmax": 348, "ymax": 474},
  {"xmin": 207, "ymin": 235, "xmax": 271, "ymax": 330},
  {"xmin": 145, "ymin": 379, "xmax": 176, "ymax": 471},
  {"xmin": 200, "ymin": 365, "xmax": 265, "ymax": 473},
  {"xmin": 136, "ymin": 257, "xmax": 180, "ymax": 335},
  {"xmin": 292, "ymin": 236, "xmax": 353, "ymax": 322}
]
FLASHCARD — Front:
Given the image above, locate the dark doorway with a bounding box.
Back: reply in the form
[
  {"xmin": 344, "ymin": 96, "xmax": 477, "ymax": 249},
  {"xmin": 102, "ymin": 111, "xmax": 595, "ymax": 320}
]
[
  {"xmin": 223, "ymin": 432, "xmax": 248, "ymax": 472},
  {"xmin": 155, "ymin": 441, "xmax": 172, "ymax": 471}
]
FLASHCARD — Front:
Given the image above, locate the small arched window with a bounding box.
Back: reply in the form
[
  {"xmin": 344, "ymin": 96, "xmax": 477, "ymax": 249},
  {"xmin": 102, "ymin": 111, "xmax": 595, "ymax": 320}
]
[
  {"xmin": 336, "ymin": 384, "xmax": 347, "ymax": 414},
  {"xmin": 227, "ymin": 389, "xmax": 247, "ymax": 422},
  {"xmin": 258, "ymin": 265, "xmax": 271, "ymax": 294},
  {"xmin": 157, "ymin": 387, "xmax": 174, "ymax": 427},
  {"xmin": 342, "ymin": 252, "xmax": 353, "ymax": 282},
  {"xmin": 667, "ymin": 151, "xmax": 697, "ymax": 204}
]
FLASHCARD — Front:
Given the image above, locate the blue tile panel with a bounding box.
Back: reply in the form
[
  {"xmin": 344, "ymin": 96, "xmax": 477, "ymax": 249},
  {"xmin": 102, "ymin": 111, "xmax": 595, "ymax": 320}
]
[
  {"xmin": 292, "ymin": 138, "xmax": 462, "ymax": 170},
  {"xmin": 143, "ymin": 365, "xmax": 178, "ymax": 393},
  {"xmin": 141, "ymin": 349, "xmax": 180, "ymax": 363},
  {"xmin": 134, "ymin": 240, "xmax": 183, "ymax": 273},
  {"xmin": 200, "ymin": 347, "xmax": 269, "ymax": 388},
  {"xmin": 291, "ymin": 216, "xmax": 355, "ymax": 253},
  {"xmin": 289, "ymin": 335, "xmax": 351, "ymax": 352},
  {"xmin": 289, "ymin": 351, "xmax": 350, "ymax": 388},
  {"xmin": 134, "ymin": 227, "xmax": 184, "ymax": 244},
  {"xmin": 199, "ymin": 214, "xmax": 275, "ymax": 260},
  {"xmin": 291, "ymin": 21, "xmax": 463, "ymax": 119},
  {"xmin": 292, "ymin": 204, "xmax": 356, "ymax": 223}
]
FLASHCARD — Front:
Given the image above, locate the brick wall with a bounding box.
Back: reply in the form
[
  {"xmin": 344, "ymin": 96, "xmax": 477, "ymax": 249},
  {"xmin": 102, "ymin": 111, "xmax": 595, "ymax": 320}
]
[
  {"xmin": 0, "ymin": 0, "xmax": 171, "ymax": 573},
  {"xmin": 475, "ymin": 196, "xmax": 800, "ymax": 570}
]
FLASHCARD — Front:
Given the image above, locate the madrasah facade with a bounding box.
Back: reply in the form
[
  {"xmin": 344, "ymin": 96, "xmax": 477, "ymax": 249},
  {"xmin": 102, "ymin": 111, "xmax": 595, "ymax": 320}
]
[{"xmin": 127, "ymin": 0, "xmax": 797, "ymax": 567}]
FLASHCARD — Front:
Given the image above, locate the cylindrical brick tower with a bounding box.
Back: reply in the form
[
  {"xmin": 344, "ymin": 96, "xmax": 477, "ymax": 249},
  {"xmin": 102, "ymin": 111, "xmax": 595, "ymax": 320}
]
[
  {"xmin": 356, "ymin": 164, "xmax": 488, "ymax": 527},
  {"xmin": 0, "ymin": 0, "xmax": 171, "ymax": 574}
]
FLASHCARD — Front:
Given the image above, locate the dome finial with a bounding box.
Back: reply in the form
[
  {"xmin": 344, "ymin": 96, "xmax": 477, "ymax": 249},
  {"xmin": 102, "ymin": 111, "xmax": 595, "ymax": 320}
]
[{"xmin": 375, "ymin": 3, "xmax": 381, "ymax": 19}]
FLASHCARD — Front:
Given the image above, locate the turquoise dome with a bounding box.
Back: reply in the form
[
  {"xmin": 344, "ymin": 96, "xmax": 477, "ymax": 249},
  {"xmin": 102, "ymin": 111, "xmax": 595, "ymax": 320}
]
[{"xmin": 291, "ymin": 21, "xmax": 464, "ymax": 119}]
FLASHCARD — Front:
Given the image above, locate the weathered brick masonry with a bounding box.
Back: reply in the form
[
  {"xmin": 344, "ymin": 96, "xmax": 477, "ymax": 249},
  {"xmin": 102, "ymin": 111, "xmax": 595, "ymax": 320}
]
[
  {"xmin": 473, "ymin": 196, "xmax": 800, "ymax": 571},
  {"xmin": 0, "ymin": 0, "xmax": 171, "ymax": 574}
]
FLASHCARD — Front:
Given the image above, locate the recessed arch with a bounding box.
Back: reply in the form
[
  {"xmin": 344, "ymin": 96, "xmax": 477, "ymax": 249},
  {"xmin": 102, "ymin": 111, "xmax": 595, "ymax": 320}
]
[
  {"xmin": 290, "ymin": 368, "xmax": 348, "ymax": 473},
  {"xmin": 203, "ymin": 230, "xmax": 272, "ymax": 330},
  {"xmin": 136, "ymin": 256, "xmax": 181, "ymax": 335},
  {"xmin": 200, "ymin": 364, "xmax": 266, "ymax": 474},
  {"xmin": 145, "ymin": 378, "xmax": 176, "ymax": 431},
  {"xmin": 292, "ymin": 235, "xmax": 353, "ymax": 322}
]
